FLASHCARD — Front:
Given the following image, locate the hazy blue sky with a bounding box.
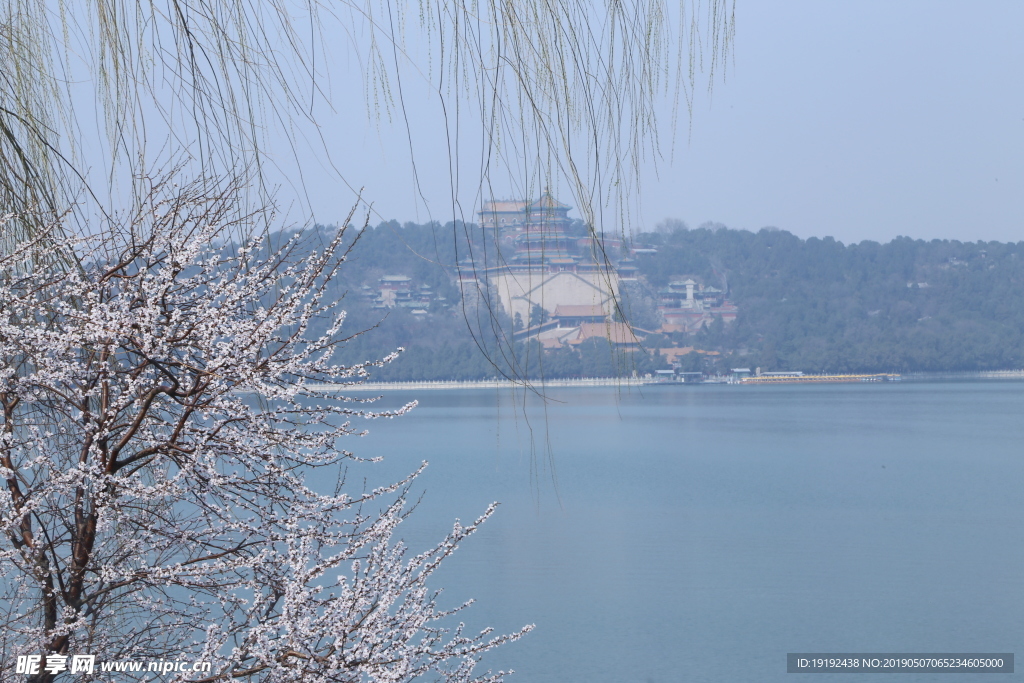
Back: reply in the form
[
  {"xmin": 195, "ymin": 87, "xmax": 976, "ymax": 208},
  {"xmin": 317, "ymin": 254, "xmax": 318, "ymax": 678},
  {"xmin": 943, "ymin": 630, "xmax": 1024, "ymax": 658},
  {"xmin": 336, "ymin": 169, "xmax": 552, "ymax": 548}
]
[
  {"xmin": 644, "ymin": 1, "xmax": 1024, "ymax": 244},
  {"xmin": 307, "ymin": 1, "xmax": 1023, "ymax": 245}
]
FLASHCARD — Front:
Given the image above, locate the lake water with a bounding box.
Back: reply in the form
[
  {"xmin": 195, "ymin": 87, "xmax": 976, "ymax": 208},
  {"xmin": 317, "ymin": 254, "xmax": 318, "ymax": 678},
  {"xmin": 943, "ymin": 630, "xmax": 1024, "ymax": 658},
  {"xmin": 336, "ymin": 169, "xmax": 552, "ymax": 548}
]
[{"xmin": 339, "ymin": 382, "xmax": 1024, "ymax": 682}]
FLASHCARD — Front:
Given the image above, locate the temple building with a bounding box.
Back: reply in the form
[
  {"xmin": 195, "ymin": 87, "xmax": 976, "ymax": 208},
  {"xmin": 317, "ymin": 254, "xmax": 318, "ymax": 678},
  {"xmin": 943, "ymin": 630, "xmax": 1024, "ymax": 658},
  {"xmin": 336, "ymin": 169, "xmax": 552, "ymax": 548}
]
[
  {"xmin": 477, "ymin": 199, "xmax": 530, "ymax": 232},
  {"xmin": 478, "ymin": 191, "xmax": 572, "ymax": 242},
  {"xmin": 478, "ymin": 191, "xmax": 620, "ymax": 324},
  {"xmin": 657, "ymin": 278, "xmax": 737, "ymax": 332}
]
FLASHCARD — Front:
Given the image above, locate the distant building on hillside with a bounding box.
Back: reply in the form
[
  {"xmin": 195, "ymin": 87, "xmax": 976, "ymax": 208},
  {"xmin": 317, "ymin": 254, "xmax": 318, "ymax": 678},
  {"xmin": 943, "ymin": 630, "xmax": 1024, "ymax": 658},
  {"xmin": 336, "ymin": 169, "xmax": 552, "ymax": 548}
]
[
  {"xmin": 552, "ymin": 304, "xmax": 608, "ymax": 327},
  {"xmin": 657, "ymin": 278, "xmax": 737, "ymax": 333},
  {"xmin": 479, "ymin": 191, "xmax": 622, "ymax": 325},
  {"xmin": 477, "ymin": 199, "xmax": 529, "ymax": 232},
  {"xmin": 529, "ymin": 320, "xmax": 646, "ymax": 351},
  {"xmin": 373, "ymin": 274, "xmax": 444, "ymax": 311},
  {"xmin": 376, "ymin": 275, "xmax": 412, "ymax": 308},
  {"xmin": 478, "ymin": 191, "xmax": 572, "ymax": 240},
  {"xmin": 491, "ymin": 268, "xmax": 619, "ymax": 326}
]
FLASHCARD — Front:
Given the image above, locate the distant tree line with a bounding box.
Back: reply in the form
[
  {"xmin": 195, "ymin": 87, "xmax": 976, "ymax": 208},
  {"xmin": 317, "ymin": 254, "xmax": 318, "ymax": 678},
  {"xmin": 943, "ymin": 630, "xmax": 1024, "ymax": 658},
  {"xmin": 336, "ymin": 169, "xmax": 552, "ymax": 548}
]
[
  {"xmin": 634, "ymin": 224, "xmax": 1024, "ymax": 373},
  {"xmin": 299, "ymin": 220, "xmax": 1024, "ymax": 380}
]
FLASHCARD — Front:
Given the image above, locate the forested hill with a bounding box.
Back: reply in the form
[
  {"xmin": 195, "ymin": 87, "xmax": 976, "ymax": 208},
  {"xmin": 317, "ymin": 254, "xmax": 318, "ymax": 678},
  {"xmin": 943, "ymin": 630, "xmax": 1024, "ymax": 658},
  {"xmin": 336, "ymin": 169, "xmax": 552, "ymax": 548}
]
[
  {"xmin": 288, "ymin": 220, "xmax": 1024, "ymax": 379},
  {"xmin": 634, "ymin": 226, "xmax": 1024, "ymax": 373}
]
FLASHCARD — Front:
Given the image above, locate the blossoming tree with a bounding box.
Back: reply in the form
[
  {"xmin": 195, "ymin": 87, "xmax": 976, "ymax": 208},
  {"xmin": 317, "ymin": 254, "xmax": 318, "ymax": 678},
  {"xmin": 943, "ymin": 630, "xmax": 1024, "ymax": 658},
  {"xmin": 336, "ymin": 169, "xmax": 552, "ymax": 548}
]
[{"xmin": 0, "ymin": 181, "xmax": 528, "ymax": 682}]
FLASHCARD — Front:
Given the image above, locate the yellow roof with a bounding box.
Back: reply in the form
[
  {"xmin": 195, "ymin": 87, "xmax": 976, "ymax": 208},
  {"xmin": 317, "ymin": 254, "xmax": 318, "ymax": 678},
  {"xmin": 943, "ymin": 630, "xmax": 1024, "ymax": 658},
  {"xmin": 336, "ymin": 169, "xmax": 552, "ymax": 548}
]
[
  {"xmin": 527, "ymin": 191, "xmax": 572, "ymax": 211},
  {"xmin": 479, "ymin": 200, "xmax": 527, "ymax": 214}
]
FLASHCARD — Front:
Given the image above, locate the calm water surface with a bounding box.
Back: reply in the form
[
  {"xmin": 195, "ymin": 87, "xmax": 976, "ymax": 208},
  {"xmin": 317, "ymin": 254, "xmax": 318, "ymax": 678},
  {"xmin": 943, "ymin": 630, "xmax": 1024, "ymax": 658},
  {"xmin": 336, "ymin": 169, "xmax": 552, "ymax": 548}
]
[{"xmin": 337, "ymin": 382, "xmax": 1024, "ymax": 682}]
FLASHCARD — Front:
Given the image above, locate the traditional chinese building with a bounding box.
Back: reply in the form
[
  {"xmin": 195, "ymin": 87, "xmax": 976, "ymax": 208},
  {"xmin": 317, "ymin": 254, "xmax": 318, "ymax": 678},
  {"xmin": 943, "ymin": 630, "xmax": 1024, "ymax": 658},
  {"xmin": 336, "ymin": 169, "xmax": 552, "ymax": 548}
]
[
  {"xmin": 657, "ymin": 278, "xmax": 737, "ymax": 332},
  {"xmin": 479, "ymin": 191, "xmax": 621, "ymax": 324}
]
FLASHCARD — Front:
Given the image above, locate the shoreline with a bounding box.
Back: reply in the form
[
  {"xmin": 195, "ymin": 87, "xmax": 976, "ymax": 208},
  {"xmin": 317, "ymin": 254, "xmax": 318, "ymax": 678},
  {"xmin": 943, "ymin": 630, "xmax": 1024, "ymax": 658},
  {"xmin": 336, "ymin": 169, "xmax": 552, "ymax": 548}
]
[{"xmin": 309, "ymin": 370, "xmax": 1024, "ymax": 392}]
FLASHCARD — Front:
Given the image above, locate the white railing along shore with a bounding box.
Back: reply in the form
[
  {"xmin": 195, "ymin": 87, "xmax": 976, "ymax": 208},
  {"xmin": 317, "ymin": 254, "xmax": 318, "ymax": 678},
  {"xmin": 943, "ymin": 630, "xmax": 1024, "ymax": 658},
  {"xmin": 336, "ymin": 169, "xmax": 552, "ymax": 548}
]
[
  {"xmin": 305, "ymin": 369, "xmax": 1024, "ymax": 393},
  {"xmin": 307, "ymin": 377, "xmax": 647, "ymax": 392}
]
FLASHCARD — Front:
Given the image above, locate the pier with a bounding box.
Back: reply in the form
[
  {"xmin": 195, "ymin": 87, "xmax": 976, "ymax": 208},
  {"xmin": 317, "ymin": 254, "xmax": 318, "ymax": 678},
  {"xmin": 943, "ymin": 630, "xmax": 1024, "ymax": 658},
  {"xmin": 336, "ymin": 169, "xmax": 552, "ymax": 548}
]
[{"xmin": 739, "ymin": 373, "xmax": 902, "ymax": 384}]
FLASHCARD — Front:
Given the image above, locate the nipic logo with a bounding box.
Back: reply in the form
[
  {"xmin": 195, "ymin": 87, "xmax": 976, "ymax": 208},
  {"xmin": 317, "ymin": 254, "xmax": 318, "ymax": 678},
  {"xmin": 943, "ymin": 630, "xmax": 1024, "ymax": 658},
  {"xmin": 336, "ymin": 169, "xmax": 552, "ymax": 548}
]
[
  {"xmin": 15, "ymin": 655, "xmax": 211, "ymax": 676},
  {"xmin": 16, "ymin": 655, "xmax": 94, "ymax": 675}
]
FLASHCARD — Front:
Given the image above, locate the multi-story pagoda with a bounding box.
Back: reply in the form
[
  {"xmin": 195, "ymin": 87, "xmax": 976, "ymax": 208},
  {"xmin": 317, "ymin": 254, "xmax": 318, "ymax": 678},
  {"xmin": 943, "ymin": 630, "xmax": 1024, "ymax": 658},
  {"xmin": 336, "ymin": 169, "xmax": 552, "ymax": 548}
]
[
  {"xmin": 478, "ymin": 189, "xmax": 572, "ymax": 240},
  {"xmin": 509, "ymin": 191, "xmax": 577, "ymax": 267},
  {"xmin": 478, "ymin": 191, "xmax": 620, "ymax": 324}
]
